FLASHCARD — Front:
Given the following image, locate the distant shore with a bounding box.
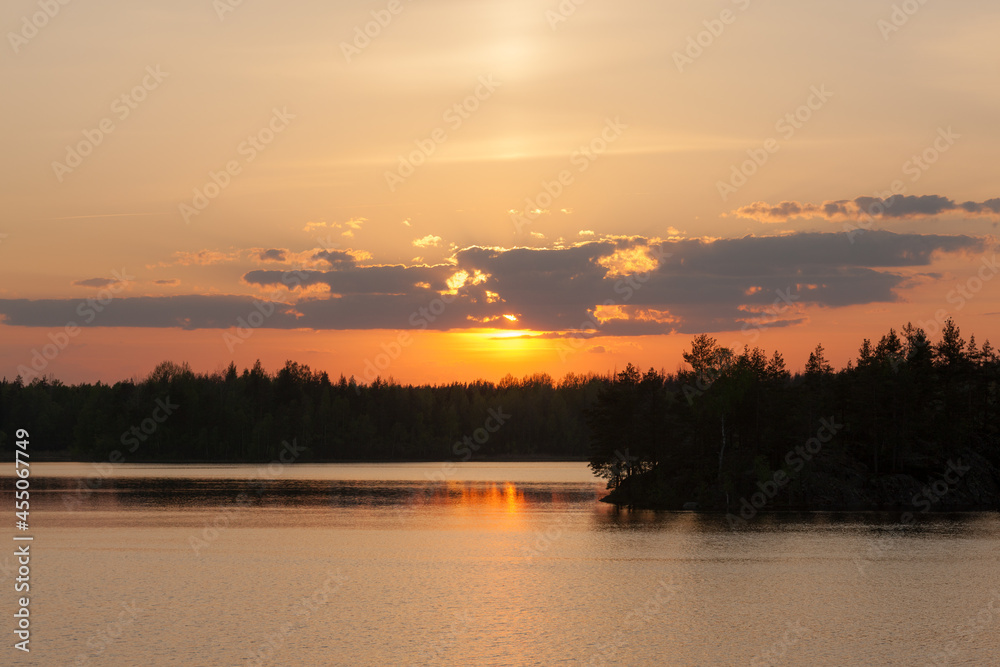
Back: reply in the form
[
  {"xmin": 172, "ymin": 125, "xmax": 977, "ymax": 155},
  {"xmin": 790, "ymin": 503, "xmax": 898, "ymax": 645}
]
[{"xmin": 0, "ymin": 451, "xmax": 590, "ymax": 465}]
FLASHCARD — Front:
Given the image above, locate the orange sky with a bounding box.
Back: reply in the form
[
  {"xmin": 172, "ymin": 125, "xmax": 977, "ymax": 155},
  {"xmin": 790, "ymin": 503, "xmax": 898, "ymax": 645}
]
[{"xmin": 1, "ymin": 0, "xmax": 998, "ymax": 384}]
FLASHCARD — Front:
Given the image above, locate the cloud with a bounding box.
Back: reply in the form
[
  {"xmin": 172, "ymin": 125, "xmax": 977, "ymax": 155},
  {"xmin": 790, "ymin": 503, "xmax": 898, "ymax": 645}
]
[
  {"xmin": 73, "ymin": 278, "xmax": 120, "ymax": 288},
  {"xmin": 244, "ymin": 262, "xmax": 454, "ymax": 297},
  {"xmin": 413, "ymin": 235, "xmax": 442, "ymax": 248},
  {"xmin": 0, "ymin": 295, "xmax": 300, "ymax": 330},
  {"xmin": 153, "ymin": 279, "xmax": 180, "ymax": 286},
  {"xmin": 172, "ymin": 250, "xmax": 241, "ymax": 266},
  {"xmin": 303, "ymin": 219, "xmax": 365, "ymax": 237},
  {"xmin": 730, "ymin": 195, "xmax": 1000, "ymax": 223},
  {"xmin": 959, "ymin": 199, "xmax": 1000, "ymax": 215},
  {"xmin": 340, "ymin": 218, "xmax": 366, "ymax": 238},
  {"xmin": 151, "ymin": 247, "xmax": 336, "ymax": 270},
  {"xmin": 257, "ymin": 248, "xmax": 287, "ymax": 262},
  {"xmin": 0, "ymin": 233, "xmax": 986, "ymax": 336},
  {"xmin": 312, "ymin": 249, "xmax": 356, "ymax": 268}
]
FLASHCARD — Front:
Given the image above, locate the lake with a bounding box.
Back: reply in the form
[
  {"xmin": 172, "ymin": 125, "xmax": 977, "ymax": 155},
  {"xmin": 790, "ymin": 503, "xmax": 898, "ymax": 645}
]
[{"xmin": 3, "ymin": 462, "xmax": 999, "ymax": 665}]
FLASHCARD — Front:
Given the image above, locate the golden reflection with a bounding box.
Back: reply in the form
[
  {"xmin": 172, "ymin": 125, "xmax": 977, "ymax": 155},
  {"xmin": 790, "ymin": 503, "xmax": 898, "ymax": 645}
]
[
  {"xmin": 422, "ymin": 480, "xmax": 528, "ymax": 528},
  {"xmin": 502, "ymin": 481, "xmax": 519, "ymax": 513}
]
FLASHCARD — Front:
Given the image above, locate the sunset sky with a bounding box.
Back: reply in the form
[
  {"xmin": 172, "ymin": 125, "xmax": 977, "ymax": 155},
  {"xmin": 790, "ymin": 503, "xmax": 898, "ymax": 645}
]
[{"xmin": 1, "ymin": 0, "xmax": 998, "ymax": 384}]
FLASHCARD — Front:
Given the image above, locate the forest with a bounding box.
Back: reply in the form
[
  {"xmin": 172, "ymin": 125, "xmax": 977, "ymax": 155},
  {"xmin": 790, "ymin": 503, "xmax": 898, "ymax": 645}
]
[
  {"xmin": 1, "ymin": 318, "xmax": 998, "ymax": 510},
  {"xmin": 0, "ymin": 358, "xmax": 602, "ymax": 462}
]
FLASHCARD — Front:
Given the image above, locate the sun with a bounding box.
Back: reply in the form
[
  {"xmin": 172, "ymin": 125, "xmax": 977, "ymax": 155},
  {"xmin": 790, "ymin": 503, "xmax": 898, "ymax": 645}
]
[
  {"xmin": 488, "ymin": 329, "xmax": 534, "ymax": 340},
  {"xmin": 451, "ymin": 328, "xmax": 546, "ymax": 358}
]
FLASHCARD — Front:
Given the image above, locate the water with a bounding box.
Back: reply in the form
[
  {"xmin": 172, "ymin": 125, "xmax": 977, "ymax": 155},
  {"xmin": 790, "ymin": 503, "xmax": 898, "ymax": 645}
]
[{"xmin": 2, "ymin": 462, "xmax": 999, "ymax": 666}]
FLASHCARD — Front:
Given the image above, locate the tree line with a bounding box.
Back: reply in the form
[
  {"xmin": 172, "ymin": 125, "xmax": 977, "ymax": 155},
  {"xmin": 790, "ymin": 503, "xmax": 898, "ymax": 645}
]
[{"xmin": 0, "ymin": 360, "xmax": 604, "ymax": 462}]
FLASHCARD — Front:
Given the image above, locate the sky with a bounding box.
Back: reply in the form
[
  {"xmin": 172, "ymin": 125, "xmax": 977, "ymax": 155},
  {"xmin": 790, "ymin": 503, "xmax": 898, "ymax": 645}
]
[{"xmin": 1, "ymin": 0, "xmax": 998, "ymax": 385}]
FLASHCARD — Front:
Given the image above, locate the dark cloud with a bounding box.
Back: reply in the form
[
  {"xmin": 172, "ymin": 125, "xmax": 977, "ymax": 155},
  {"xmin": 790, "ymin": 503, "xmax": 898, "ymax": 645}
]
[
  {"xmin": 312, "ymin": 249, "xmax": 356, "ymax": 268},
  {"xmin": 0, "ymin": 233, "xmax": 986, "ymax": 336},
  {"xmin": 732, "ymin": 195, "xmax": 1000, "ymax": 223},
  {"xmin": 855, "ymin": 195, "xmax": 955, "ymax": 219},
  {"xmin": 244, "ymin": 264, "xmax": 454, "ymax": 296},
  {"xmin": 72, "ymin": 278, "xmax": 119, "ymax": 288},
  {"xmin": 258, "ymin": 248, "xmax": 287, "ymax": 262},
  {"xmin": 959, "ymin": 198, "xmax": 1000, "ymax": 215},
  {"xmin": 654, "ymin": 231, "xmax": 975, "ymax": 273},
  {"xmin": 0, "ymin": 295, "xmax": 300, "ymax": 330}
]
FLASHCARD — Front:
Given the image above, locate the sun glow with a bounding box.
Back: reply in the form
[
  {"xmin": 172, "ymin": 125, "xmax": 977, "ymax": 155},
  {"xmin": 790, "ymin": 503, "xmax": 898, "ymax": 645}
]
[
  {"xmin": 444, "ymin": 328, "xmax": 551, "ymax": 363},
  {"xmin": 488, "ymin": 329, "xmax": 534, "ymax": 339}
]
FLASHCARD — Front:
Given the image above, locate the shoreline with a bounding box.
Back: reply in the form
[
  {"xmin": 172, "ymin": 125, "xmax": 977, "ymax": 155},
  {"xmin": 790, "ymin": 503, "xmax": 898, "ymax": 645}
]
[{"xmin": 0, "ymin": 453, "xmax": 590, "ymax": 465}]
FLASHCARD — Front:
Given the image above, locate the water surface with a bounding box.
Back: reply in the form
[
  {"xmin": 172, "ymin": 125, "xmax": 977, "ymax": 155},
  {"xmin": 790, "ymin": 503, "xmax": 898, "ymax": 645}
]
[{"xmin": 3, "ymin": 462, "xmax": 998, "ymax": 665}]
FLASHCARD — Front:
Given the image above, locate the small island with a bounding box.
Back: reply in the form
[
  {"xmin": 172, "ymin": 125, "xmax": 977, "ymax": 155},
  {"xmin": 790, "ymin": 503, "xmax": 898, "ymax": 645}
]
[{"xmin": 589, "ymin": 319, "xmax": 1000, "ymax": 516}]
